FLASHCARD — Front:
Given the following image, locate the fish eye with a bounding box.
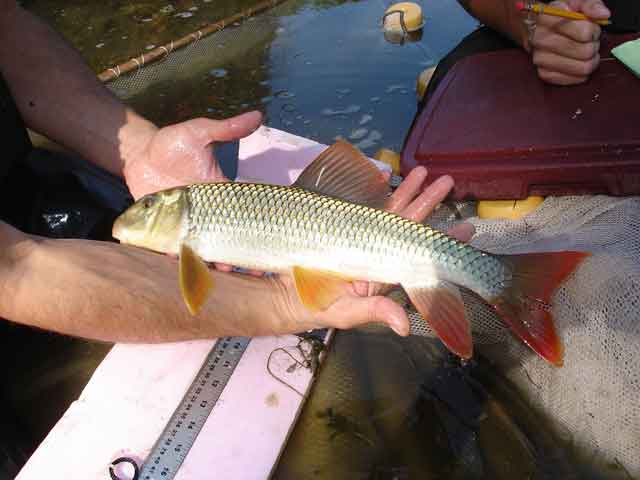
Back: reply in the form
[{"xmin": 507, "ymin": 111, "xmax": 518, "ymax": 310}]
[{"xmin": 142, "ymin": 196, "xmax": 155, "ymax": 209}]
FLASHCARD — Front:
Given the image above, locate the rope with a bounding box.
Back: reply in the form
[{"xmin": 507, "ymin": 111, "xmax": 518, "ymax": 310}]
[{"xmin": 97, "ymin": 0, "xmax": 290, "ymax": 83}]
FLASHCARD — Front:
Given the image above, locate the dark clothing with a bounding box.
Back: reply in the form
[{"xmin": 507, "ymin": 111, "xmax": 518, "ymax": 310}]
[{"xmin": 0, "ymin": 75, "xmax": 115, "ymax": 478}]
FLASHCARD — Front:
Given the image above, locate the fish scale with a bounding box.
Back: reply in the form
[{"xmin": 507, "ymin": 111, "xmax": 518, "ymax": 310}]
[
  {"xmin": 113, "ymin": 139, "xmax": 587, "ymax": 366},
  {"xmin": 184, "ymin": 182, "xmax": 508, "ymax": 300}
]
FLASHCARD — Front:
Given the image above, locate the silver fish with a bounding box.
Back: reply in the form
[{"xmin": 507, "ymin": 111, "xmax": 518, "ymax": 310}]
[{"xmin": 113, "ymin": 140, "xmax": 587, "ymax": 365}]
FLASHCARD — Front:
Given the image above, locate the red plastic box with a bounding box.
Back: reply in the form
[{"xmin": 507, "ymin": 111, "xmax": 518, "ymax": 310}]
[{"xmin": 402, "ymin": 34, "xmax": 640, "ymax": 200}]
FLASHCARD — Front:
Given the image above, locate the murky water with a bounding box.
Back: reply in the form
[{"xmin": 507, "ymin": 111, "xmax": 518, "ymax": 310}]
[{"xmin": 25, "ymin": 0, "xmax": 477, "ymax": 157}]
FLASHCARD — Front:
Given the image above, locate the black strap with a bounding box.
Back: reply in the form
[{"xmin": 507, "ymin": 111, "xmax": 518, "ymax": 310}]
[{"xmin": 109, "ymin": 456, "xmax": 140, "ymax": 480}]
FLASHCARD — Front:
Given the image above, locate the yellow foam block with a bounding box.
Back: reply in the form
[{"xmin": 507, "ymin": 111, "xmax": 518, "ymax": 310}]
[
  {"xmin": 477, "ymin": 197, "xmax": 544, "ymax": 220},
  {"xmin": 374, "ymin": 148, "xmax": 401, "ymax": 175}
]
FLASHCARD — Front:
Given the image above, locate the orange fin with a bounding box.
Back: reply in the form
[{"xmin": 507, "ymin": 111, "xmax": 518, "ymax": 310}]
[
  {"xmin": 491, "ymin": 251, "xmax": 590, "ymax": 367},
  {"xmin": 293, "ymin": 140, "xmax": 390, "ymax": 209},
  {"xmin": 292, "ymin": 266, "xmax": 350, "ymax": 312},
  {"xmin": 179, "ymin": 244, "xmax": 214, "ymax": 316},
  {"xmin": 404, "ymin": 281, "xmax": 472, "ymax": 359}
]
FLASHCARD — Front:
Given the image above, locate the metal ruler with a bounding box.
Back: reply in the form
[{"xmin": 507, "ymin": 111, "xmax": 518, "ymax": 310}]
[{"xmin": 137, "ymin": 336, "xmax": 250, "ymax": 480}]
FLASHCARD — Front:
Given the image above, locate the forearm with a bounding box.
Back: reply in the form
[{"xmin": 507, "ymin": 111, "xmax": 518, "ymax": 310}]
[
  {"xmin": 0, "ymin": 223, "xmax": 292, "ymax": 342},
  {"xmin": 460, "ymin": 0, "xmax": 529, "ymax": 49},
  {"xmin": 0, "ymin": 2, "xmax": 157, "ymax": 177}
]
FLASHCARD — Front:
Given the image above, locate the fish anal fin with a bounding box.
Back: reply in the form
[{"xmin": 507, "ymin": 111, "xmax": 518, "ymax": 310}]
[
  {"xmin": 292, "ymin": 266, "xmax": 351, "ymax": 312},
  {"xmin": 293, "ymin": 140, "xmax": 390, "ymax": 209},
  {"xmin": 404, "ymin": 281, "xmax": 472, "ymax": 359},
  {"xmin": 179, "ymin": 244, "xmax": 214, "ymax": 316}
]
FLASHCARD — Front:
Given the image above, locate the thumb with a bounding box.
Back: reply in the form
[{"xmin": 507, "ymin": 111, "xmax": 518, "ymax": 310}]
[
  {"xmin": 195, "ymin": 110, "xmax": 263, "ymax": 144},
  {"xmin": 568, "ymin": 0, "xmax": 610, "ymax": 18},
  {"xmin": 330, "ymin": 296, "xmax": 410, "ymax": 336}
]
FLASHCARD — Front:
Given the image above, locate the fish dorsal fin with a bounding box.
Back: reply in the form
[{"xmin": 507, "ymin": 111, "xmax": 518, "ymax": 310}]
[
  {"xmin": 293, "ymin": 140, "xmax": 390, "ymax": 209},
  {"xmin": 403, "ymin": 281, "xmax": 472, "ymax": 360},
  {"xmin": 179, "ymin": 243, "xmax": 214, "ymax": 316},
  {"xmin": 292, "ymin": 266, "xmax": 351, "ymax": 312}
]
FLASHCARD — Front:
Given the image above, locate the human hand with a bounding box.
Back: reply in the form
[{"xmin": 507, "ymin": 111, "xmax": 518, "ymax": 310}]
[
  {"xmin": 526, "ymin": 0, "xmax": 611, "ymax": 85},
  {"xmin": 270, "ymin": 167, "xmax": 475, "ymax": 336},
  {"xmin": 123, "ymin": 111, "xmax": 263, "ymax": 200}
]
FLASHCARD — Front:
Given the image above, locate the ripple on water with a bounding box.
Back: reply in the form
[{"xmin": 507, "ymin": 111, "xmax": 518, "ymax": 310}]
[
  {"xmin": 321, "ymin": 105, "xmax": 361, "ymax": 116},
  {"xmin": 355, "ymin": 130, "xmax": 382, "ymax": 150}
]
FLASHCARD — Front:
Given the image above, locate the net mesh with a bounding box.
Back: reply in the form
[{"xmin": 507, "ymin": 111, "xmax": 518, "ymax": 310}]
[
  {"xmin": 105, "ymin": 9, "xmax": 281, "ymax": 102},
  {"xmin": 397, "ymin": 195, "xmax": 640, "ymax": 477}
]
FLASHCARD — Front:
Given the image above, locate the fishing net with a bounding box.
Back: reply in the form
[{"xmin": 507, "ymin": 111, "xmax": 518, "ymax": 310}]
[
  {"xmin": 395, "ymin": 195, "xmax": 640, "ymax": 478},
  {"xmin": 100, "ymin": 0, "xmax": 289, "ymax": 122}
]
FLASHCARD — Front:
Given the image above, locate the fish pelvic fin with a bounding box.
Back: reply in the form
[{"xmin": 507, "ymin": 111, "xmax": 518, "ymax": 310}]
[
  {"xmin": 490, "ymin": 251, "xmax": 590, "ymax": 367},
  {"xmin": 179, "ymin": 244, "xmax": 214, "ymax": 316},
  {"xmin": 293, "ymin": 140, "xmax": 390, "ymax": 209},
  {"xmin": 292, "ymin": 266, "xmax": 351, "ymax": 312},
  {"xmin": 403, "ymin": 280, "xmax": 472, "ymax": 360}
]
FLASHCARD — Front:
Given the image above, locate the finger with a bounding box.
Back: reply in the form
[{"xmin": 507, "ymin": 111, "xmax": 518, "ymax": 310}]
[
  {"xmin": 532, "ymin": 31, "xmax": 598, "ymax": 61},
  {"xmin": 214, "ymin": 262, "xmax": 233, "ymax": 272},
  {"xmin": 385, "ymin": 166, "xmax": 428, "ymax": 214},
  {"xmin": 571, "ymin": 0, "xmax": 610, "ymax": 19},
  {"xmin": 446, "ymin": 222, "xmax": 476, "ymax": 242},
  {"xmin": 533, "ymin": 49, "xmax": 599, "ymax": 78},
  {"xmin": 537, "ymin": 66, "xmax": 589, "ymax": 85},
  {"xmin": 540, "ymin": 2, "xmax": 602, "ymax": 43},
  {"xmin": 325, "ymin": 296, "xmax": 410, "ymax": 336},
  {"xmin": 192, "ymin": 111, "xmax": 263, "ymax": 144},
  {"xmin": 401, "ymin": 175, "xmax": 454, "ymax": 223}
]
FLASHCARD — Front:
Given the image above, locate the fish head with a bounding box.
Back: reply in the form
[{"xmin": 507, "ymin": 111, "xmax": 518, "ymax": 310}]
[{"xmin": 112, "ymin": 187, "xmax": 188, "ymax": 254}]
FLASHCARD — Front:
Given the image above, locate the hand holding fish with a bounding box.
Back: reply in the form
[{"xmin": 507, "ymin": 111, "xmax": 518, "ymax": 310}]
[
  {"xmin": 352, "ymin": 169, "xmax": 475, "ymax": 299},
  {"xmin": 526, "ymin": 0, "xmax": 610, "ymax": 85},
  {"xmin": 122, "ymin": 111, "xmax": 263, "ymax": 200}
]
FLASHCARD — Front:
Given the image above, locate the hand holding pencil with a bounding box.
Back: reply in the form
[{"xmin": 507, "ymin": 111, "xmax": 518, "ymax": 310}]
[{"xmin": 519, "ymin": 0, "xmax": 612, "ymax": 85}]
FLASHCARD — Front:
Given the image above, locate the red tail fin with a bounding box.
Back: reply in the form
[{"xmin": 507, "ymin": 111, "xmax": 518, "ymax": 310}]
[{"xmin": 490, "ymin": 252, "xmax": 589, "ymax": 367}]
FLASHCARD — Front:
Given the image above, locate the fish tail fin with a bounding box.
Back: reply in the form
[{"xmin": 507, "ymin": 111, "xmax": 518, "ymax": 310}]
[{"xmin": 490, "ymin": 251, "xmax": 589, "ymax": 367}]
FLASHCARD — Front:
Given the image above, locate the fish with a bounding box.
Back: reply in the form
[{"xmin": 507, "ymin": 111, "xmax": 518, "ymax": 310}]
[{"xmin": 112, "ymin": 140, "xmax": 588, "ymax": 366}]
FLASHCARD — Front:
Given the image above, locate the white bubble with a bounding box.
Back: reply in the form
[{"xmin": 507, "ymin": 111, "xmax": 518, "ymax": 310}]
[
  {"xmin": 321, "ymin": 105, "xmax": 361, "ymax": 116},
  {"xmin": 359, "ymin": 114, "xmax": 373, "ymax": 125},
  {"xmin": 349, "ymin": 128, "xmax": 369, "ymax": 140},
  {"xmin": 209, "ymin": 68, "xmax": 228, "ymax": 78}
]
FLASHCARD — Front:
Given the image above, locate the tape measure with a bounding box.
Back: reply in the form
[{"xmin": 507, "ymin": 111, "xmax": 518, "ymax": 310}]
[{"xmin": 114, "ymin": 336, "xmax": 250, "ymax": 480}]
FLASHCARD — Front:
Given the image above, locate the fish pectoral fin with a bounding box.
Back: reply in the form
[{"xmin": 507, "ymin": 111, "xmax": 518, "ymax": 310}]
[
  {"xmin": 179, "ymin": 244, "xmax": 214, "ymax": 316},
  {"xmin": 292, "ymin": 266, "xmax": 351, "ymax": 312},
  {"xmin": 403, "ymin": 281, "xmax": 472, "ymax": 359},
  {"xmin": 293, "ymin": 140, "xmax": 390, "ymax": 209}
]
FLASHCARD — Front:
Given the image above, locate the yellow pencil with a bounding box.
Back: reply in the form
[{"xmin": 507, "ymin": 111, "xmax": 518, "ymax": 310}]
[{"xmin": 516, "ymin": 1, "xmax": 611, "ymax": 25}]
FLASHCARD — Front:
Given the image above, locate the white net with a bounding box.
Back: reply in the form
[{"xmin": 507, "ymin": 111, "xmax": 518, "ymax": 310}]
[{"xmin": 401, "ymin": 195, "xmax": 640, "ymax": 478}]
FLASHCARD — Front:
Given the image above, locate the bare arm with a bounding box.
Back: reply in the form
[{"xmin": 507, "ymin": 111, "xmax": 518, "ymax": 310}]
[
  {"xmin": 0, "ymin": 1, "xmax": 157, "ymax": 177},
  {"xmin": 0, "ymin": 220, "xmax": 296, "ymax": 342},
  {"xmin": 458, "ymin": 0, "xmax": 529, "ymax": 48}
]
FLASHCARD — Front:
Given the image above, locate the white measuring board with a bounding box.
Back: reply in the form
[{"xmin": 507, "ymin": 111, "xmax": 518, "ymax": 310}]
[{"xmin": 16, "ymin": 334, "xmax": 332, "ymax": 480}]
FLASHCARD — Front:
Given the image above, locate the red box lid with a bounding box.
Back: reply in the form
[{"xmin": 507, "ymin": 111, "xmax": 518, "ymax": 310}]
[{"xmin": 401, "ymin": 34, "xmax": 640, "ymax": 200}]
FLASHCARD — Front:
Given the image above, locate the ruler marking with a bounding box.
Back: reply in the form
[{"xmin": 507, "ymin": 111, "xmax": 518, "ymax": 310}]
[{"xmin": 138, "ymin": 336, "xmax": 250, "ymax": 480}]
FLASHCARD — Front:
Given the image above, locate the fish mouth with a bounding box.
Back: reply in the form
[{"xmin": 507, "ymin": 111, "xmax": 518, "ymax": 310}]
[{"xmin": 111, "ymin": 215, "xmax": 126, "ymax": 242}]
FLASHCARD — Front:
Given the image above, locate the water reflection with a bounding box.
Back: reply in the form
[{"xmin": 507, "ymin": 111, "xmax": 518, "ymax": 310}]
[{"xmin": 26, "ymin": 0, "xmax": 476, "ymax": 156}]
